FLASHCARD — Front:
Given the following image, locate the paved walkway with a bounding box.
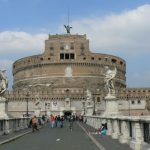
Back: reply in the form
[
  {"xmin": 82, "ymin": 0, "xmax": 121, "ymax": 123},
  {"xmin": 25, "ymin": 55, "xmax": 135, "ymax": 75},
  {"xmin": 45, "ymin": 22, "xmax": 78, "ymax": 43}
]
[
  {"xmin": 0, "ymin": 127, "xmax": 31, "ymax": 145},
  {"xmin": 0, "ymin": 122, "xmax": 99, "ymax": 150},
  {"xmin": 0, "ymin": 121, "xmax": 132, "ymax": 150},
  {"xmin": 79, "ymin": 122, "xmax": 132, "ymax": 150}
]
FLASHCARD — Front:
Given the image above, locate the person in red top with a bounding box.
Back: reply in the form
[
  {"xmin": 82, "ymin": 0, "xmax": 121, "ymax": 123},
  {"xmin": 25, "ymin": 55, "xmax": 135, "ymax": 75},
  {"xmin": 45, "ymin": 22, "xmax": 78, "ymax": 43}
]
[{"xmin": 50, "ymin": 114, "xmax": 55, "ymax": 128}]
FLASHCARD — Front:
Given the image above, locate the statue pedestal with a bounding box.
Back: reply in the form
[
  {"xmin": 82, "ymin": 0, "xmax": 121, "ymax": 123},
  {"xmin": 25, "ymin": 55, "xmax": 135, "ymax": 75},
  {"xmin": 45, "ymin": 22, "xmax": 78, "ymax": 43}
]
[
  {"xmin": 0, "ymin": 97, "xmax": 8, "ymax": 119},
  {"xmin": 102, "ymin": 96, "xmax": 120, "ymax": 117},
  {"xmin": 34, "ymin": 108, "xmax": 41, "ymax": 117},
  {"xmin": 86, "ymin": 105, "xmax": 93, "ymax": 116}
]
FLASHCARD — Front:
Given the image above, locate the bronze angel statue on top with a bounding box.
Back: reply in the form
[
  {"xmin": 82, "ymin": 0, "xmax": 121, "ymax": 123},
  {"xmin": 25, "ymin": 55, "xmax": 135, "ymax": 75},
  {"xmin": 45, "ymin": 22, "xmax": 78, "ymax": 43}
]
[{"xmin": 64, "ymin": 25, "xmax": 72, "ymax": 34}]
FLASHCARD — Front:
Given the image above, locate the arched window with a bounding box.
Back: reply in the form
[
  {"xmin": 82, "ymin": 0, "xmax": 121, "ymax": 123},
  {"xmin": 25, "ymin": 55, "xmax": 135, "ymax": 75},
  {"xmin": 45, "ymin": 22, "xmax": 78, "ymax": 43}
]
[{"xmin": 112, "ymin": 59, "xmax": 117, "ymax": 64}]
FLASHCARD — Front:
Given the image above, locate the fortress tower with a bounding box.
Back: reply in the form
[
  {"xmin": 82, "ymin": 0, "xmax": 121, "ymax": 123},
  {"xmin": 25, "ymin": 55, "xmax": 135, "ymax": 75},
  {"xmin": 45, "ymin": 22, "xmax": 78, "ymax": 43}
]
[
  {"xmin": 13, "ymin": 33, "xmax": 126, "ymax": 92},
  {"xmin": 9, "ymin": 29, "xmax": 127, "ymax": 116}
]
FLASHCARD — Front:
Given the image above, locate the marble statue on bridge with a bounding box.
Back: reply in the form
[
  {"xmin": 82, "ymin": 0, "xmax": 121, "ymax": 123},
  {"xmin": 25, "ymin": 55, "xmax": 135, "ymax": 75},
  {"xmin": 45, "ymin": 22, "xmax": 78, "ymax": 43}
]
[
  {"xmin": 104, "ymin": 66, "xmax": 117, "ymax": 99},
  {"xmin": 0, "ymin": 69, "xmax": 8, "ymax": 96},
  {"xmin": 0, "ymin": 69, "xmax": 8, "ymax": 118}
]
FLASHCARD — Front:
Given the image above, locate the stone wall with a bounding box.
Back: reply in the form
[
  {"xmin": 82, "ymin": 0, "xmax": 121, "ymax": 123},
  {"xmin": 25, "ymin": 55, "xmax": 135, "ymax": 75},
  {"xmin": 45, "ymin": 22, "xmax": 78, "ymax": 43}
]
[{"xmin": 12, "ymin": 34, "xmax": 126, "ymax": 96}]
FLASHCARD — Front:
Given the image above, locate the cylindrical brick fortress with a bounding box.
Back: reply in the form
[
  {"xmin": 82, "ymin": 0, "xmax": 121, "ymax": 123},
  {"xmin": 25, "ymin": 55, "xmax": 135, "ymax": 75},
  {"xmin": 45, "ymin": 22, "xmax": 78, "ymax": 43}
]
[{"xmin": 12, "ymin": 34, "xmax": 126, "ymax": 93}]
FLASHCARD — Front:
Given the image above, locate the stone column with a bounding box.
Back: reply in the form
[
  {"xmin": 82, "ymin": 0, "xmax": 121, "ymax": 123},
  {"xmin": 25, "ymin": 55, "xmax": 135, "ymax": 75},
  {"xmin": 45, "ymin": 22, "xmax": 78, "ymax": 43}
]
[
  {"xmin": 20, "ymin": 118, "xmax": 24, "ymax": 129},
  {"xmin": 130, "ymin": 122, "xmax": 143, "ymax": 150},
  {"xmin": 97, "ymin": 118, "xmax": 101, "ymax": 129},
  {"xmin": 112, "ymin": 119, "xmax": 120, "ymax": 139},
  {"xmin": 24, "ymin": 118, "xmax": 28, "ymax": 128},
  {"xmin": 0, "ymin": 120, "xmax": 5, "ymax": 135},
  {"xmin": 119, "ymin": 120, "xmax": 130, "ymax": 144},
  {"xmin": 107, "ymin": 119, "xmax": 113, "ymax": 135},
  {"xmin": 94, "ymin": 118, "xmax": 96, "ymax": 128},
  {"xmin": 92, "ymin": 117, "xmax": 95, "ymax": 128},
  {"xmin": 86, "ymin": 105, "xmax": 93, "ymax": 116},
  {"xmin": 4, "ymin": 119, "xmax": 10, "ymax": 134},
  {"xmin": 102, "ymin": 97, "xmax": 120, "ymax": 117},
  {"xmin": 87, "ymin": 117, "xmax": 90, "ymax": 126},
  {"xmin": 14, "ymin": 119, "xmax": 17, "ymax": 131},
  {"xmin": 0, "ymin": 97, "xmax": 8, "ymax": 119},
  {"xmin": 34, "ymin": 108, "xmax": 41, "ymax": 117},
  {"xmin": 98, "ymin": 118, "xmax": 101, "ymax": 129},
  {"xmin": 16, "ymin": 119, "xmax": 20, "ymax": 131}
]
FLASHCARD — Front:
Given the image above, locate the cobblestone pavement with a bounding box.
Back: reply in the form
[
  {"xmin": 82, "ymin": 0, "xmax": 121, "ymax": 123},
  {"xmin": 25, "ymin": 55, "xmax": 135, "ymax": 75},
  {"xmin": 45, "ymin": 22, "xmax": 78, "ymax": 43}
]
[{"xmin": 0, "ymin": 122, "xmax": 100, "ymax": 150}]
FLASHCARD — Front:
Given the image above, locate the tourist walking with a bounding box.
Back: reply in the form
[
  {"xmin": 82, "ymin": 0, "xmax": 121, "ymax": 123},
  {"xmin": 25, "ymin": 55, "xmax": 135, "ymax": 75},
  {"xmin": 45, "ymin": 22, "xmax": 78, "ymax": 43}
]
[
  {"xmin": 50, "ymin": 114, "xmax": 55, "ymax": 128},
  {"xmin": 31, "ymin": 116, "xmax": 39, "ymax": 132},
  {"xmin": 69, "ymin": 115, "xmax": 74, "ymax": 131},
  {"xmin": 60, "ymin": 116, "xmax": 64, "ymax": 128},
  {"xmin": 57, "ymin": 115, "xmax": 61, "ymax": 128}
]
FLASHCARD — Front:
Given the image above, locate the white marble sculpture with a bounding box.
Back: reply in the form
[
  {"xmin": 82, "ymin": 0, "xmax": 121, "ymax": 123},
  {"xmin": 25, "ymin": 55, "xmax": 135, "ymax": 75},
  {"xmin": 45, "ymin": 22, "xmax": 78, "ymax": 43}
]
[
  {"xmin": 0, "ymin": 69, "xmax": 8, "ymax": 118},
  {"xmin": 85, "ymin": 89, "xmax": 93, "ymax": 115},
  {"xmin": 0, "ymin": 70, "xmax": 8, "ymax": 96},
  {"xmin": 86, "ymin": 89, "xmax": 92, "ymax": 101},
  {"xmin": 104, "ymin": 66, "xmax": 117, "ymax": 99}
]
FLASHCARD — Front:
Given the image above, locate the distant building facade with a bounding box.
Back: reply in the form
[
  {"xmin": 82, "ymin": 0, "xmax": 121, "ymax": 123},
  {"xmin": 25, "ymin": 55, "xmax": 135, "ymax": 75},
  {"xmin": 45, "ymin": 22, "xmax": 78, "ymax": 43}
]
[{"xmin": 5, "ymin": 32, "xmax": 150, "ymax": 117}]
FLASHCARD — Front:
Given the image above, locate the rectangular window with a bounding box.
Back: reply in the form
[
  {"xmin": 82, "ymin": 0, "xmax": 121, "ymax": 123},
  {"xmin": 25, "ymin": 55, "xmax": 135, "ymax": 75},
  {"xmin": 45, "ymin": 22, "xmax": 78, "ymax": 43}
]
[
  {"xmin": 60, "ymin": 54, "xmax": 64, "ymax": 59},
  {"xmin": 70, "ymin": 53, "xmax": 74, "ymax": 59},
  {"xmin": 60, "ymin": 53, "xmax": 75, "ymax": 60},
  {"xmin": 65, "ymin": 53, "xmax": 69, "ymax": 59}
]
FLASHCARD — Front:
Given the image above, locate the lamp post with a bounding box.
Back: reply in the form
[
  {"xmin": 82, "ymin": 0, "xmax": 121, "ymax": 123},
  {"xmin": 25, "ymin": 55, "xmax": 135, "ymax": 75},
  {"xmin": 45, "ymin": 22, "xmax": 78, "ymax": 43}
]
[
  {"xmin": 82, "ymin": 100, "xmax": 86, "ymax": 115},
  {"xmin": 66, "ymin": 89, "xmax": 71, "ymax": 115},
  {"xmin": 45, "ymin": 102, "xmax": 47, "ymax": 116},
  {"xmin": 93, "ymin": 96, "xmax": 96, "ymax": 115},
  {"xmin": 92, "ymin": 89, "xmax": 100, "ymax": 115},
  {"xmin": 83, "ymin": 101, "xmax": 85, "ymax": 115},
  {"xmin": 26, "ymin": 93, "xmax": 29, "ymax": 117},
  {"xmin": 127, "ymin": 94, "xmax": 130, "ymax": 116}
]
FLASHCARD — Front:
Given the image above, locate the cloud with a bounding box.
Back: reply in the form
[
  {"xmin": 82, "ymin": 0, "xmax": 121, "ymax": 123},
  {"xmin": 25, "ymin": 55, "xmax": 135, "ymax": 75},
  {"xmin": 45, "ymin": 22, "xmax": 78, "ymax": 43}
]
[
  {"xmin": 0, "ymin": 59, "xmax": 13, "ymax": 69},
  {"xmin": 70, "ymin": 4, "xmax": 150, "ymax": 56},
  {"xmin": 0, "ymin": 4, "xmax": 150, "ymax": 88},
  {"xmin": 0, "ymin": 31, "xmax": 47, "ymax": 57},
  {"xmin": 0, "ymin": 32, "xmax": 48, "ymax": 89}
]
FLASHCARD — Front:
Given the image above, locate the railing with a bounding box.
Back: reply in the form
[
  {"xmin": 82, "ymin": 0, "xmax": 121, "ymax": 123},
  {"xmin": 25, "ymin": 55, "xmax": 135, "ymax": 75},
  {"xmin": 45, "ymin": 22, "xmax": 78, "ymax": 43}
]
[
  {"xmin": 143, "ymin": 123, "xmax": 150, "ymax": 144},
  {"xmin": 0, "ymin": 118, "xmax": 31, "ymax": 136},
  {"xmin": 83, "ymin": 115, "xmax": 150, "ymax": 150}
]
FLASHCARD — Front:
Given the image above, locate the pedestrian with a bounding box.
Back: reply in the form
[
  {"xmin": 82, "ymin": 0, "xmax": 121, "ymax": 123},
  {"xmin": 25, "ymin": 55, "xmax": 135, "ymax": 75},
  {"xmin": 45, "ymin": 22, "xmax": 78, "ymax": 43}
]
[
  {"xmin": 100, "ymin": 123, "xmax": 107, "ymax": 135},
  {"xmin": 50, "ymin": 114, "xmax": 55, "ymax": 128},
  {"xmin": 57, "ymin": 115, "xmax": 61, "ymax": 128},
  {"xmin": 60, "ymin": 116, "xmax": 64, "ymax": 128},
  {"xmin": 31, "ymin": 116, "xmax": 39, "ymax": 132},
  {"xmin": 69, "ymin": 115, "xmax": 73, "ymax": 131},
  {"xmin": 55, "ymin": 115, "xmax": 58, "ymax": 127}
]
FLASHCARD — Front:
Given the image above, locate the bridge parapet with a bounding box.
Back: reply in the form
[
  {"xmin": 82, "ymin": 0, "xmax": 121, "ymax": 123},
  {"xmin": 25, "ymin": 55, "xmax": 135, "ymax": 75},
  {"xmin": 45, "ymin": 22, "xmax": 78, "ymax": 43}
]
[
  {"xmin": 0, "ymin": 117, "xmax": 30, "ymax": 136},
  {"xmin": 83, "ymin": 115, "xmax": 150, "ymax": 150}
]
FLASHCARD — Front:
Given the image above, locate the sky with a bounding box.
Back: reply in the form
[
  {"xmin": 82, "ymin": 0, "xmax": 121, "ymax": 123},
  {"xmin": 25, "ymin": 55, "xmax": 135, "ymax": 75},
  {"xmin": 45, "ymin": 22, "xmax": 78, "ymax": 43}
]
[{"xmin": 0, "ymin": 0, "xmax": 150, "ymax": 89}]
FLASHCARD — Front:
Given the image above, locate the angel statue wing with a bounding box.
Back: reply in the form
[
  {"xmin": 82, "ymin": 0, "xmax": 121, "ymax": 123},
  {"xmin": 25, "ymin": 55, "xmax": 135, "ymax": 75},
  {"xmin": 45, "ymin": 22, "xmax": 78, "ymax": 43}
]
[
  {"xmin": 0, "ymin": 69, "xmax": 8, "ymax": 95},
  {"xmin": 106, "ymin": 67, "xmax": 117, "ymax": 79},
  {"xmin": 64, "ymin": 25, "xmax": 72, "ymax": 34}
]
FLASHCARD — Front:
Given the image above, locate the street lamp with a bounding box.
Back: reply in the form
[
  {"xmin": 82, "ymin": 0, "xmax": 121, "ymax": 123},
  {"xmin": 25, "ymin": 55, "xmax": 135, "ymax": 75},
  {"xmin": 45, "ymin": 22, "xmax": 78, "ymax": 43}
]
[
  {"xmin": 82, "ymin": 100, "xmax": 86, "ymax": 115},
  {"xmin": 93, "ymin": 96, "xmax": 96, "ymax": 115},
  {"xmin": 66, "ymin": 89, "xmax": 71, "ymax": 115},
  {"xmin": 45, "ymin": 102, "xmax": 47, "ymax": 116},
  {"xmin": 26, "ymin": 93, "xmax": 29, "ymax": 117},
  {"xmin": 127, "ymin": 94, "xmax": 130, "ymax": 116}
]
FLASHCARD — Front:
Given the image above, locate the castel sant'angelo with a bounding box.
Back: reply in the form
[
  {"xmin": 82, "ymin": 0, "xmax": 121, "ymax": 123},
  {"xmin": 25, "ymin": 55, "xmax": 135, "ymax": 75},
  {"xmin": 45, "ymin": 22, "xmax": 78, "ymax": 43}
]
[{"xmin": 5, "ymin": 26, "xmax": 150, "ymax": 117}]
